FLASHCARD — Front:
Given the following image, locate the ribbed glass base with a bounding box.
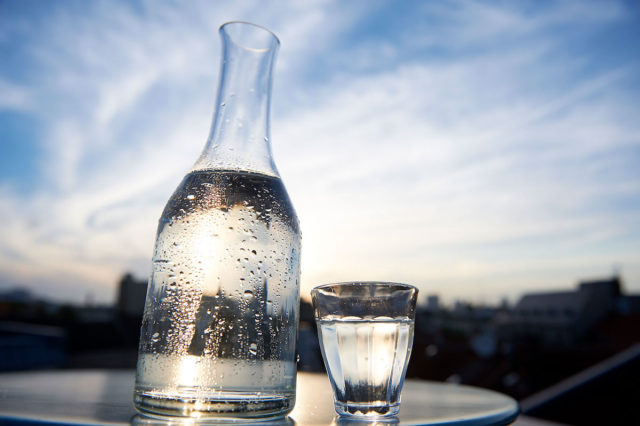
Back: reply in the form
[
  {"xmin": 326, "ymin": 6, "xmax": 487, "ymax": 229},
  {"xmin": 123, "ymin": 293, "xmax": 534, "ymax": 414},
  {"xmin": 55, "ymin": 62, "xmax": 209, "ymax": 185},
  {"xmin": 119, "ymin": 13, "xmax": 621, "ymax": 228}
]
[{"xmin": 334, "ymin": 401, "xmax": 400, "ymax": 418}]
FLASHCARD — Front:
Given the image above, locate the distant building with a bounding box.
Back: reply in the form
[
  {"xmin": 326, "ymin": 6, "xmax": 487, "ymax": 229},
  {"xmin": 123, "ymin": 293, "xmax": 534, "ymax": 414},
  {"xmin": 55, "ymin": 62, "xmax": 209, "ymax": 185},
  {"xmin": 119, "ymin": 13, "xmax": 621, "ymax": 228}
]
[
  {"xmin": 507, "ymin": 276, "xmax": 623, "ymax": 345},
  {"xmin": 116, "ymin": 274, "xmax": 148, "ymax": 317},
  {"xmin": 75, "ymin": 306, "xmax": 116, "ymax": 323},
  {"xmin": 415, "ymin": 300, "xmax": 500, "ymax": 339},
  {"xmin": 426, "ymin": 295, "xmax": 439, "ymax": 312},
  {"xmin": 0, "ymin": 288, "xmax": 35, "ymax": 304},
  {"xmin": 617, "ymin": 295, "xmax": 640, "ymax": 315}
]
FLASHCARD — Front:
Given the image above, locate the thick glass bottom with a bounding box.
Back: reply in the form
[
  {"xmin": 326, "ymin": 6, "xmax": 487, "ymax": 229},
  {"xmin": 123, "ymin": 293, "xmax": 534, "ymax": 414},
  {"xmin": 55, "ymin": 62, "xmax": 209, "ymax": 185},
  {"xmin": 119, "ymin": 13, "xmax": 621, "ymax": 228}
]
[
  {"xmin": 134, "ymin": 388, "xmax": 294, "ymax": 421},
  {"xmin": 334, "ymin": 401, "xmax": 400, "ymax": 418}
]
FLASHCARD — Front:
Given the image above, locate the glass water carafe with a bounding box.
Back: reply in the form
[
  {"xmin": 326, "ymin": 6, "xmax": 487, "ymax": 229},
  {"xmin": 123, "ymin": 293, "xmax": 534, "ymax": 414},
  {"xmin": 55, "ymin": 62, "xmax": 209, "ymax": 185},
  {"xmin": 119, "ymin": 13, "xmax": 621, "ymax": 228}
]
[{"xmin": 134, "ymin": 22, "xmax": 301, "ymax": 420}]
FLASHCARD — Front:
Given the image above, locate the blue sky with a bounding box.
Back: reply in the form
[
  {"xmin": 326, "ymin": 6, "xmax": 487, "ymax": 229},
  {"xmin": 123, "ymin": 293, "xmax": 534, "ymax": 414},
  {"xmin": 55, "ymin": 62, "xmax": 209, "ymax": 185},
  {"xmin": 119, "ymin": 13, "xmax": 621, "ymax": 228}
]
[{"xmin": 1, "ymin": 0, "xmax": 639, "ymax": 304}]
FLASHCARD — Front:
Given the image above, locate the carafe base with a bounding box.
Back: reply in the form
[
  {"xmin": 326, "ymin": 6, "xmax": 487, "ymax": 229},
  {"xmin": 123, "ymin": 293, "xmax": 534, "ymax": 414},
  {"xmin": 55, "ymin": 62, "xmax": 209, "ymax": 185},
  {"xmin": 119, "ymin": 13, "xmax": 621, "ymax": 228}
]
[{"xmin": 134, "ymin": 387, "xmax": 294, "ymax": 421}]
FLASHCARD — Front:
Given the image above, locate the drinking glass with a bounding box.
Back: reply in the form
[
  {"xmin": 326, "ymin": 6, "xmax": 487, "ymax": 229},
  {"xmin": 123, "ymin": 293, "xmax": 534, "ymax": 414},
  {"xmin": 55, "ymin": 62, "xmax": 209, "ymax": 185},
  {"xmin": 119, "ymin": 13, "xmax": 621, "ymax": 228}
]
[{"xmin": 311, "ymin": 282, "xmax": 418, "ymax": 418}]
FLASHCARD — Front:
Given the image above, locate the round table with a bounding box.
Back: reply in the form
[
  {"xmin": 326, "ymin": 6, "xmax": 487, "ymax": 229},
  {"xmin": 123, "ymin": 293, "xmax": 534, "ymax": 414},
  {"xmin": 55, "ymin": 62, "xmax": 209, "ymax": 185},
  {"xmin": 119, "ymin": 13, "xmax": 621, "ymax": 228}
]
[{"xmin": 0, "ymin": 370, "xmax": 518, "ymax": 425}]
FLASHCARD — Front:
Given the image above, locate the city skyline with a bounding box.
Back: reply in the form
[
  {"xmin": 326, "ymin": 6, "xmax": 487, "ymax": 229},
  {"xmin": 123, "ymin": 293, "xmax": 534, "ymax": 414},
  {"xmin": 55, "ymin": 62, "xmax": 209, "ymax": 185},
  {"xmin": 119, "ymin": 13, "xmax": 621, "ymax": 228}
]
[{"xmin": 1, "ymin": 0, "xmax": 640, "ymax": 305}]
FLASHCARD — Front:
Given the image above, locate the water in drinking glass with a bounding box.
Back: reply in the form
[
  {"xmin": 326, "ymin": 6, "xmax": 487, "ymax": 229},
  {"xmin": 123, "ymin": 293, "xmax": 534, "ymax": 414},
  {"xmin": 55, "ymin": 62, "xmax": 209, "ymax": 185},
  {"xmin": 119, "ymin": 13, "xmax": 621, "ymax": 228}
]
[{"xmin": 317, "ymin": 316, "xmax": 414, "ymax": 416}]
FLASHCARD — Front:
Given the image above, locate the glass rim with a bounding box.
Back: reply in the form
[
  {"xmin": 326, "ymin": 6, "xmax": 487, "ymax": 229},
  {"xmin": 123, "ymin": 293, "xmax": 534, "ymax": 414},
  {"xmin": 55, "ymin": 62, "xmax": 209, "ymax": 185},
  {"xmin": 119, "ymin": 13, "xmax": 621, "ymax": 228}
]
[
  {"xmin": 311, "ymin": 281, "xmax": 417, "ymax": 294},
  {"xmin": 219, "ymin": 21, "xmax": 281, "ymax": 51}
]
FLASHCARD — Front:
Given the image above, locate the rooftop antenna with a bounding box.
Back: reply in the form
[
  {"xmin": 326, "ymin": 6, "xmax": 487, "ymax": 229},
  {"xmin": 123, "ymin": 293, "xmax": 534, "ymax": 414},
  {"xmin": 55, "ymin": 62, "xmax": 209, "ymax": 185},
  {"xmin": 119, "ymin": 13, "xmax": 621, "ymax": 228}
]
[{"xmin": 612, "ymin": 263, "xmax": 622, "ymax": 279}]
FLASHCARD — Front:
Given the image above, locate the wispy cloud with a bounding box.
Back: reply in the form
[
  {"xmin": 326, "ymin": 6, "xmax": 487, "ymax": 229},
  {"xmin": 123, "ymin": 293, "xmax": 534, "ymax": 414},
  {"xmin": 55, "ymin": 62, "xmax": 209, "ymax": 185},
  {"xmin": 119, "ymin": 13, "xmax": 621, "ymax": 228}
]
[
  {"xmin": 0, "ymin": 79, "xmax": 33, "ymax": 111},
  {"xmin": 0, "ymin": 0, "xmax": 367, "ymax": 301},
  {"xmin": 0, "ymin": 0, "xmax": 638, "ymax": 303},
  {"xmin": 414, "ymin": 0, "xmax": 626, "ymax": 49}
]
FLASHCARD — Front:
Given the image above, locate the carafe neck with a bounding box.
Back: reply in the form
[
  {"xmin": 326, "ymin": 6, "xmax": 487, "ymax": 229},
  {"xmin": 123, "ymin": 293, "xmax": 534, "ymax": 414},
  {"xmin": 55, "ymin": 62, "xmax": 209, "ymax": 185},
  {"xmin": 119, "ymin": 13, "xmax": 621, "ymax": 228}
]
[{"xmin": 193, "ymin": 22, "xmax": 280, "ymax": 177}]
